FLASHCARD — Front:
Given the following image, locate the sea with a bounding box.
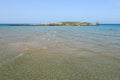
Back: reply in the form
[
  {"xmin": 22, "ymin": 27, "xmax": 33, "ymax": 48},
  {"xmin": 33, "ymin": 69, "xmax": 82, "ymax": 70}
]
[{"xmin": 0, "ymin": 24, "xmax": 120, "ymax": 80}]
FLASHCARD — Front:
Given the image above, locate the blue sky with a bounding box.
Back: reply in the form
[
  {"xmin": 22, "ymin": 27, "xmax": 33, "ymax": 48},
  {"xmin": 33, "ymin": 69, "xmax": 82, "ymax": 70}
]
[{"xmin": 0, "ymin": 0, "xmax": 120, "ymax": 24}]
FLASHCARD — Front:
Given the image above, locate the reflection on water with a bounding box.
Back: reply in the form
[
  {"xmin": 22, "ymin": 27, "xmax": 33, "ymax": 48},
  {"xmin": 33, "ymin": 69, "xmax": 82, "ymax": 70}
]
[{"xmin": 0, "ymin": 25, "xmax": 120, "ymax": 80}]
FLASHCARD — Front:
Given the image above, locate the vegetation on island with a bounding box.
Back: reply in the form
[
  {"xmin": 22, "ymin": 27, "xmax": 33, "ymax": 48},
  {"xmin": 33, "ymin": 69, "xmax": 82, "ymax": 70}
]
[
  {"xmin": 40, "ymin": 21, "xmax": 96, "ymax": 26},
  {"xmin": 8, "ymin": 21, "xmax": 98, "ymax": 26}
]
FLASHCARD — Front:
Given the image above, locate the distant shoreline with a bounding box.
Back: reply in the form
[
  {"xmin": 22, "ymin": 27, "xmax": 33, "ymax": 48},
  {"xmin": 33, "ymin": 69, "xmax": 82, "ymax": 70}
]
[
  {"xmin": 0, "ymin": 21, "xmax": 99, "ymax": 26},
  {"xmin": 1, "ymin": 24, "xmax": 120, "ymax": 27}
]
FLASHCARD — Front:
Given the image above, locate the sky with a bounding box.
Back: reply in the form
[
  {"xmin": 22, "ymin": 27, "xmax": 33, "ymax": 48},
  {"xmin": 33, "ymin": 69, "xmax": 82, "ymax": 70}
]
[{"xmin": 0, "ymin": 0, "xmax": 120, "ymax": 24}]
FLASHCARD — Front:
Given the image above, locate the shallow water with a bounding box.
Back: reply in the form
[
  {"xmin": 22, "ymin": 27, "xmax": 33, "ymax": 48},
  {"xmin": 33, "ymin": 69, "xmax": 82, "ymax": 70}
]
[{"xmin": 0, "ymin": 25, "xmax": 120, "ymax": 80}]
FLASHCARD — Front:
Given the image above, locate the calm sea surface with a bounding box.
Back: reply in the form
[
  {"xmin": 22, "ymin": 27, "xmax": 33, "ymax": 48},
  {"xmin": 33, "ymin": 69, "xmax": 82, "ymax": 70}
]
[{"xmin": 0, "ymin": 24, "xmax": 120, "ymax": 80}]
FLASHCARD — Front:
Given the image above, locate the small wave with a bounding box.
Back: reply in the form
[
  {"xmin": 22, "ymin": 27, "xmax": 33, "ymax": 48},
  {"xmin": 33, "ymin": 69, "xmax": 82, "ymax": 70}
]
[{"xmin": 0, "ymin": 53, "xmax": 23, "ymax": 67}]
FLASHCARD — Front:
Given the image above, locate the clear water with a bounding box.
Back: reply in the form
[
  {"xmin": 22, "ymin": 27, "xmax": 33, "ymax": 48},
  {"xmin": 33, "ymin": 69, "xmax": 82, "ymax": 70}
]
[{"xmin": 0, "ymin": 25, "xmax": 120, "ymax": 80}]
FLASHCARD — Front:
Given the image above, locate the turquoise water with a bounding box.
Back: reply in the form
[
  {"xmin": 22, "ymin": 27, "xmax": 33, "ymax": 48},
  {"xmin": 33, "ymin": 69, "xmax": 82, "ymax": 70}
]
[{"xmin": 0, "ymin": 24, "xmax": 120, "ymax": 80}]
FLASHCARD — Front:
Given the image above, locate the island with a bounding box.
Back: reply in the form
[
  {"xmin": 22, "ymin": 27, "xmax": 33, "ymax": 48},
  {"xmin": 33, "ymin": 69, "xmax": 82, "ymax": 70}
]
[{"xmin": 8, "ymin": 21, "xmax": 98, "ymax": 26}]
